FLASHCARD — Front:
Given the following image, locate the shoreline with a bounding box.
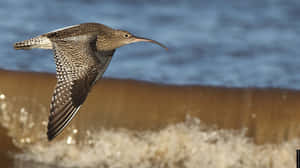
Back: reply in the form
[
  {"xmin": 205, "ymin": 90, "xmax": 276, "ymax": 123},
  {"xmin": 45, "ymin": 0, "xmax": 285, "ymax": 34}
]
[{"xmin": 0, "ymin": 69, "xmax": 300, "ymax": 144}]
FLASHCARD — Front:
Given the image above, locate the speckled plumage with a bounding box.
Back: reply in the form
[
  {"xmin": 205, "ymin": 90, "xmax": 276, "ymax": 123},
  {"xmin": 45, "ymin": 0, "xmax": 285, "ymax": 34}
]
[
  {"xmin": 14, "ymin": 22, "xmax": 167, "ymax": 140},
  {"xmin": 47, "ymin": 39, "xmax": 115, "ymax": 140}
]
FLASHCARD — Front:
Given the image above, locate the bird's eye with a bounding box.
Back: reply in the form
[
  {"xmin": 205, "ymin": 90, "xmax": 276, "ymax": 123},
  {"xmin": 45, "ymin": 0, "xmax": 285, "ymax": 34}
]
[{"xmin": 124, "ymin": 34, "xmax": 129, "ymax": 38}]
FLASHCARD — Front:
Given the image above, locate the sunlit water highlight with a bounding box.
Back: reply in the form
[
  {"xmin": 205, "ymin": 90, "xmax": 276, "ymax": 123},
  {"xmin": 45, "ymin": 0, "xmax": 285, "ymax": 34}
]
[{"xmin": 0, "ymin": 93, "xmax": 297, "ymax": 168}]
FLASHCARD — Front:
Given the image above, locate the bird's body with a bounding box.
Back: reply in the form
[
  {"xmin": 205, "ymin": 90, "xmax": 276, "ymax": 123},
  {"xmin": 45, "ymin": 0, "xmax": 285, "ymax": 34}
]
[{"xmin": 14, "ymin": 22, "xmax": 167, "ymax": 140}]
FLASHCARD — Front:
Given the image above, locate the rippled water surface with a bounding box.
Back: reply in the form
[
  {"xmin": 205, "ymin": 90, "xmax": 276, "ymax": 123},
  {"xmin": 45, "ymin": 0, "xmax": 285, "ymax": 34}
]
[
  {"xmin": 1, "ymin": 0, "xmax": 300, "ymax": 88},
  {"xmin": 1, "ymin": 0, "xmax": 300, "ymax": 167}
]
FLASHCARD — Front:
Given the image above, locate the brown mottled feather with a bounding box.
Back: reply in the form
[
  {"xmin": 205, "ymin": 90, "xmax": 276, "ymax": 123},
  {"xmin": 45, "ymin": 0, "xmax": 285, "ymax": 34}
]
[
  {"xmin": 44, "ymin": 23, "xmax": 113, "ymax": 39},
  {"xmin": 47, "ymin": 33, "xmax": 115, "ymax": 140}
]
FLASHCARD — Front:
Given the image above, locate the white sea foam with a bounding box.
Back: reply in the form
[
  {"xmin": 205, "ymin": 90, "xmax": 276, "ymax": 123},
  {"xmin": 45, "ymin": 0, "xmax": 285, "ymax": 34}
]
[
  {"xmin": 0, "ymin": 94, "xmax": 297, "ymax": 168},
  {"xmin": 14, "ymin": 118, "xmax": 297, "ymax": 168}
]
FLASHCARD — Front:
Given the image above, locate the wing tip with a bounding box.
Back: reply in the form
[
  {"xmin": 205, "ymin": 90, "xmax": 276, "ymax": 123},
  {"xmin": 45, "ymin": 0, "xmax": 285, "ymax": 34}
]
[
  {"xmin": 47, "ymin": 132, "xmax": 56, "ymax": 141},
  {"xmin": 46, "ymin": 106, "xmax": 81, "ymax": 141},
  {"xmin": 47, "ymin": 123, "xmax": 60, "ymax": 141}
]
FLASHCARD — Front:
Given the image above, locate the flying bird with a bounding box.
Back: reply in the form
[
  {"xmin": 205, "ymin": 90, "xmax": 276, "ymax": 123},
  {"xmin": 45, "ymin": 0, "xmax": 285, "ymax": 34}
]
[{"xmin": 14, "ymin": 23, "xmax": 167, "ymax": 140}]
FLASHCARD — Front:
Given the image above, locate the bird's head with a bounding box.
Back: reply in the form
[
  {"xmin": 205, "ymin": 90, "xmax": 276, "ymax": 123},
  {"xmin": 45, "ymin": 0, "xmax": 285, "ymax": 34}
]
[{"xmin": 96, "ymin": 29, "xmax": 168, "ymax": 51}]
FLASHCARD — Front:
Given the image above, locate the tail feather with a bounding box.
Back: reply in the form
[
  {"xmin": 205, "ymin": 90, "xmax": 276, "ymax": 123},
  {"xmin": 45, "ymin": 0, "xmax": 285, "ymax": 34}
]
[
  {"xmin": 14, "ymin": 40, "xmax": 35, "ymax": 50},
  {"xmin": 14, "ymin": 36, "xmax": 52, "ymax": 50}
]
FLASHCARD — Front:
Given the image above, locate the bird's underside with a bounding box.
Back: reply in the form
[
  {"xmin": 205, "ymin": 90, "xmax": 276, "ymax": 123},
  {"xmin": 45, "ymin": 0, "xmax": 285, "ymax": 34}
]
[{"xmin": 14, "ymin": 23, "xmax": 115, "ymax": 140}]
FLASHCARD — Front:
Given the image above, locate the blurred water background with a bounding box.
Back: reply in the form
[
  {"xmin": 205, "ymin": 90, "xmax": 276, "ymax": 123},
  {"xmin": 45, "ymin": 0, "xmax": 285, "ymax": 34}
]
[
  {"xmin": 0, "ymin": 0, "xmax": 300, "ymax": 167},
  {"xmin": 1, "ymin": 0, "xmax": 300, "ymax": 88}
]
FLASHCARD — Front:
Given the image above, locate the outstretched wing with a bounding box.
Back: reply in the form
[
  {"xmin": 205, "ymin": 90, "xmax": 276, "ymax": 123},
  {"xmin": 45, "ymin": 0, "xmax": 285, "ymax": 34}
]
[{"xmin": 47, "ymin": 38, "xmax": 114, "ymax": 140}]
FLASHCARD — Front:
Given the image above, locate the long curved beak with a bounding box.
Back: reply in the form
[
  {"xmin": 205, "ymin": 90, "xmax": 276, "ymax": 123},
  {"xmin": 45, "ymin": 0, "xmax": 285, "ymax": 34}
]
[{"xmin": 131, "ymin": 36, "xmax": 168, "ymax": 51}]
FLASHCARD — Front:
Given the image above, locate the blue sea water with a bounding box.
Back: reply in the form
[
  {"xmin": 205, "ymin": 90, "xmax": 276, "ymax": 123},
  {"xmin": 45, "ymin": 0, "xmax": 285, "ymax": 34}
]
[
  {"xmin": 0, "ymin": 1, "xmax": 299, "ymax": 167},
  {"xmin": 1, "ymin": 0, "xmax": 300, "ymax": 89}
]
